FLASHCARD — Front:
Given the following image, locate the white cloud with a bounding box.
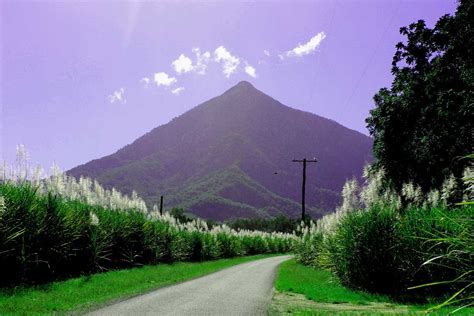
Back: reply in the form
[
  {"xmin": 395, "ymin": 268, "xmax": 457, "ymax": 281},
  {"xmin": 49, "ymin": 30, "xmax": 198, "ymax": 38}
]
[
  {"xmin": 171, "ymin": 49, "xmax": 211, "ymax": 75},
  {"xmin": 142, "ymin": 46, "xmax": 258, "ymax": 93},
  {"xmin": 284, "ymin": 32, "xmax": 326, "ymax": 58},
  {"xmin": 140, "ymin": 77, "xmax": 150, "ymax": 86},
  {"xmin": 171, "ymin": 54, "xmax": 194, "ymax": 74},
  {"xmin": 193, "ymin": 48, "xmax": 211, "ymax": 75},
  {"xmin": 154, "ymin": 72, "xmax": 177, "ymax": 87},
  {"xmin": 108, "ymin": 88, "xmax": 126, "ymax": 104},
  {"xmin": 214, "ymin": 46, "xmax": 240, "ymax": 78},
  {"xmin": 245, "ymin": 64, "xmax": 257, "ymax": 78},
  {"xmin": 263, "ymin": 50, "xmax": 270, "ymax": 57},
  {"xmin": 171, "ymin": 87, "xmax": 185, "ymax": 95}
]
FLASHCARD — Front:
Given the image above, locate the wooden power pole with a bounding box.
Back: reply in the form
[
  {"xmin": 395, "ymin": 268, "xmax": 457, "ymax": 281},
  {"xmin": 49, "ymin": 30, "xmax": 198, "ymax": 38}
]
[
  {"xmin": 159, "ymin": 195, "xmax": 164, "ymax": 215},
  {"xmin": 292, "ymin": 158, "xmax": 317, "ymax": 221}
]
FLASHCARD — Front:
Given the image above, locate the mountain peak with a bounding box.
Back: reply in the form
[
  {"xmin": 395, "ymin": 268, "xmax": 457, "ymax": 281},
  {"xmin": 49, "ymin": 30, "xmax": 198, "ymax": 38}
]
[
  {"xmin": 220, "ymin": 81, "xmax": 263, "ymax": 102},
  {"xmin": 69, "ymin": 82, "xmax": 373, "ymax": 220},
  {"xmin": 235, "ymin": 80, "xmax": 254, "ymax": 88},
  {"xmin": 226, "ymin": 80, "xmax": 256, "ymax": 93}
]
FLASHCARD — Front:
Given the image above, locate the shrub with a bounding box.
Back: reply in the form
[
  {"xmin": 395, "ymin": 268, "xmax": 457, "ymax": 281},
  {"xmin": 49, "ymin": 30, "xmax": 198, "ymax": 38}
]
[
  {"xmin": 404, "ymin": 207, "xmax": 474, "ymax": 307},
  {"xmin": 294, "ymin": 165, "xmax": 473, "ymax": 304},
  {"xmin": 330, "ymin": 205, "xmax": 405, "ymax": 295}
]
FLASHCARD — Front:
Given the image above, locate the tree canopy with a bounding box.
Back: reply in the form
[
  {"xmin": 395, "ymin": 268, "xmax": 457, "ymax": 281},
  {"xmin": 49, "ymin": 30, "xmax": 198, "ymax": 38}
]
[{"xmin": 366, "ymin": 0, "xmax": 473, "ymax": 191}]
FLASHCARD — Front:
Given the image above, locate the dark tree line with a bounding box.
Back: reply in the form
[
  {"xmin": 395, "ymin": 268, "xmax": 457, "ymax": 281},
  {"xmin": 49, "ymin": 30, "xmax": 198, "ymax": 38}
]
[
  {"xmin": 228, "ymin": 214, "xmax": 298, "ymax": 233},
  {"xmin": 168, "ymin": 208, "xmax": 298, "ymax": 233}
]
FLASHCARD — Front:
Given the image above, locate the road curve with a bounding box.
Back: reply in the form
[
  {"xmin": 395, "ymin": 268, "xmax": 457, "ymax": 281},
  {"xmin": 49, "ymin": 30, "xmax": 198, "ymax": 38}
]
[{"xmin": 88, "ymin": 255, "xmax": 291, "ymax": 316}]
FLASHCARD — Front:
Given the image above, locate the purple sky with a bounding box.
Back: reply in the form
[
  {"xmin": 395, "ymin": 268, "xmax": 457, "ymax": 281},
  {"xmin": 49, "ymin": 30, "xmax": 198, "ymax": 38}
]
[{"xmin": 1, "ymin": 0, "xmax": 457, "ymax": 170}]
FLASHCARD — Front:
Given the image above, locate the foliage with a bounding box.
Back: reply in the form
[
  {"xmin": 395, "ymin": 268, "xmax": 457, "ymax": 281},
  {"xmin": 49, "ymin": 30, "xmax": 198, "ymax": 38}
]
[
  {"xmin": 0, "ymin": 151, "xmax": 295, "ymax": 287},
  {"xmin": 407, "ymin": 208, "xmax": 473, "ymax": 313},
  {"xmin": 366, "ymin": 0, "xmax": 474, "ymax": 191},
  {"xmin": 169, "ymin": 207, "xmax": 194, "ymax": 223},
  {"xmin": 294, "ymin": 164, "xmax": 473, "ymax": 308},
  {"xmin": 276, "ymin": 259, "xmax": 396, "ymax": 305},
  {"xmin": 329, "ymin": 205, "xmax": 404, "ymax": 295},
  {"xmin": 274, "ymin": 259, "xmax": 474, "ymax": 315},
  {"xmin": 228, "ymin": 214, "xmax": 298, "ymax": 233},
  {"xmin": 407, "ymin": 155, "xmax": 474, "ymax": 313},
  {"xmin": 330, "ymin": 206, "xmax": 472, "ymax": 300}
]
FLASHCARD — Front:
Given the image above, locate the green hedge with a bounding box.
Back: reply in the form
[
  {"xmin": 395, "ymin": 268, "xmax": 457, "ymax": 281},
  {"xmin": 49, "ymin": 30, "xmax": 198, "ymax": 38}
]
[
  {"xmin": 0, "ymin": 183, "xmax": 294, "ymax": 287},
  {"xmin": 295, "ymin": 204, "xmax": 473, "ymax": 303}
]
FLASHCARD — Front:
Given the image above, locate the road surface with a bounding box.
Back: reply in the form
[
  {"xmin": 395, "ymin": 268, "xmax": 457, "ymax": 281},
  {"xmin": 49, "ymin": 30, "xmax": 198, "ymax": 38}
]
[{"xmin": 88, "ymin": 255, "xmax": 291, "ymax": 315}]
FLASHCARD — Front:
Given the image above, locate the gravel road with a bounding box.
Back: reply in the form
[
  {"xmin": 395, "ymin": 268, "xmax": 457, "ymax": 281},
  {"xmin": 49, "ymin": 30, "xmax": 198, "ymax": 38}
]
[{"xmin": 88, "ymin": 255, "xmax": 291, "ymax": 316}]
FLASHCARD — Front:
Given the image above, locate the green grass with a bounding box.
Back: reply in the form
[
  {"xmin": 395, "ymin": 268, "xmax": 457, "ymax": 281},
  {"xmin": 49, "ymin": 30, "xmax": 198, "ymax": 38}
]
[
  {"xmin": 0, "ymin": 254, "xmax": 277, "ymax": 315},
  {"xmin": 275, "ymin": 259, "xmax": 390, "ymax": 305},
  {"xmin": 273, "ymin": 259, "xmax": 473, "ymax": 315}
]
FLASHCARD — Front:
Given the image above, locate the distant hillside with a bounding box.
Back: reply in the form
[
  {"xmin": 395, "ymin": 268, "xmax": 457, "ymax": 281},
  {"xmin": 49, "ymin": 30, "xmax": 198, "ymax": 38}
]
[{"xmin": 68, "ymin": 81, "xmax": 372, "ymax": 220}]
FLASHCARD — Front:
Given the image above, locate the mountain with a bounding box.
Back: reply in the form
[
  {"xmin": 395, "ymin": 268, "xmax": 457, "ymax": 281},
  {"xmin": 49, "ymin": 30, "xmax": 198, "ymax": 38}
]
[{"xmin": 68, "ymin": 81, "xmax": 373, "ymax": 220}]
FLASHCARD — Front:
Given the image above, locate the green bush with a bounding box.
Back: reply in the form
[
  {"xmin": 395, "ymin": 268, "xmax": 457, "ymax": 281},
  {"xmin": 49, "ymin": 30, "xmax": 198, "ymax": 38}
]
[
  {"xmin": 318, "ymin": 205, "xmax": 473, "ymax": 302},
  {"xmin": 329, "ymin": 205, "xmax": 406, "ymax": 295},
  {"xmin": 402, "ymin": 207, "xmax": 473, "ymax": 304},
  {"xmin": 294, "ymin": 233, "xmax": 322, "ymax": 267}
]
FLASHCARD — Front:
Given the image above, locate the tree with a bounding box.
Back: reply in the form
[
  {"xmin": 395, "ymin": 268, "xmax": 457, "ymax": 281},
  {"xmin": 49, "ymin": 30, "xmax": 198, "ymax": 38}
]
[
  {"xmin": 170, "ymin": 208, "xmax": 193, "ymax": 223},
  {"xmin": 366, "ymin": 0, "xmax": 473, "ymax": 191}
]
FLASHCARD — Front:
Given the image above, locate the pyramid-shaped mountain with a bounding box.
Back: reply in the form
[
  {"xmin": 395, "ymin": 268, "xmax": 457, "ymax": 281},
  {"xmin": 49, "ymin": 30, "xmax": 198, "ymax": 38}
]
[{"xmin": 68, "ymin": 81, "xmax": 373, "ymax": 220}]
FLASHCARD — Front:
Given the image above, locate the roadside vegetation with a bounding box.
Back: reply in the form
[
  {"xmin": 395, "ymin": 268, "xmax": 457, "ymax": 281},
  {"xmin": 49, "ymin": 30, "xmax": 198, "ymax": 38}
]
[
  {"xmin": 276, "ymin": 259, "xmax": 390, "ymax": 305},
  {"xmin": 0, "ymin": 254, "xmax": 275, "ymax": 314},
  {"xmin": 228, "ymin": 214, "xmax": 298, "ymax": 233},
  {"xmin": 294, "ymin": 167, "xmax": 473, "ymax": 313},
  {"xmin": 0, "ymin": 147, "xmax": 295, "ymax": 288},
  {"xmin": 272, "ymin": 259, "xmax": 473, "ymax": 315},
  {"xmin": 292, "ymin": 1, "xmax": 473, "ymax": 313},
  {"xmin": 162, "ymin": 209, "xmax": 299, "ymax": 234}
]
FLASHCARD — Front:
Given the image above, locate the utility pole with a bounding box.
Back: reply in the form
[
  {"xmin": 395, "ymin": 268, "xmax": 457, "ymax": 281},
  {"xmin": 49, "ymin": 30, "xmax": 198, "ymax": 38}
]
[
  {"xmin": 292, "ymin": 158, "xmax": 317, "ymax": 221},
  {"xmin": 159, "ymin": 195, "xmax": 164, "ymax": 215}
]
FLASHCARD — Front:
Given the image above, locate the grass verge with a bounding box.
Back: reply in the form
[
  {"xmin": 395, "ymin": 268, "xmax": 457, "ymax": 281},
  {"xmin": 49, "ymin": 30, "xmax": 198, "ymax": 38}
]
[
  {"xmin": 271, "ymin": 259, "xmax": 473, "ymax": 315},
  {"xmin": 0, "ymin": 254, "xmax": 278, "ymax": 314}
]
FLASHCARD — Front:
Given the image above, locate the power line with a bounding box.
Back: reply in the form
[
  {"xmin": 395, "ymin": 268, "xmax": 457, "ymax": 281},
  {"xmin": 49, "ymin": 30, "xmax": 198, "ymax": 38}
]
[
  {"xmin": 341, "ymin": 0, "xmax": 402, "ymax": 111},
  {"xmin": 308, "ymin": 0, "xmax": 338, "ymax": 108}
]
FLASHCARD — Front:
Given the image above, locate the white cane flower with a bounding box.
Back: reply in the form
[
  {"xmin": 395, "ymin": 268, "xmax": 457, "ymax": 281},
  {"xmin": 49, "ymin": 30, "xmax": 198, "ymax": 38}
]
[
  {"xmin": 0, "ymin": 196, "xmax": 5, "ymax": 214},
  {"xmin": 441, "ymin": 174, "xmax": 457, "ymax": 201},
  {"xmin": 90, "ymin": 212, "xmax": 100, "ymax": 226}
]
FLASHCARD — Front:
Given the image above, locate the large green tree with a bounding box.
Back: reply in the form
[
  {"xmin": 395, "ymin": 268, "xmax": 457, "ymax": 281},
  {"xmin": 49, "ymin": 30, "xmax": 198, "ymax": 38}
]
[{"xmin": 366, "ymin": 0, "xmax": 473, "ymax": 191}]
